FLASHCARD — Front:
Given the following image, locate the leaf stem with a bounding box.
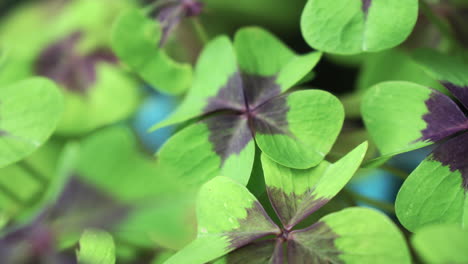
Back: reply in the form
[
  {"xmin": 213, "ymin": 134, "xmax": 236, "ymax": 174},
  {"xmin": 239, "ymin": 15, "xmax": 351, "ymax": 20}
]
[{"xmin": 345, "ymin": 190, "xmax": 395, "ymax": 214}]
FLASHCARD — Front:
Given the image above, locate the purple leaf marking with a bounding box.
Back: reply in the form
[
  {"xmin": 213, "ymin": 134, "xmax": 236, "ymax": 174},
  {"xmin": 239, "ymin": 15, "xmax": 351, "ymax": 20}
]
[
  {"xmin": 288, "ymin": 221, "xmax": 343, "ymax": 264},
  {"xmin": 267, "ymin": 186, "xmax": 329, "ymax": 230},
  {"xmin": 442, "ymin": 82, "xmax": 468, "ymax": 110},
  {"xmin": 430, "ymin": 132, "xmax": 468, "ymax": 190},
  {"xmin": 35, "ymin": 32, "xmax": 117, "ymax": 94},
  {"xmin": 420, "ymin": 89, "xmax": 468, "ymax": 143},
  {"xmin": 227, "ymin": 201, "xmax": 279, "ymax": 249},
  {"xmin": 203, "ymin": 72, "xmax": 289, "ymax": 163}
]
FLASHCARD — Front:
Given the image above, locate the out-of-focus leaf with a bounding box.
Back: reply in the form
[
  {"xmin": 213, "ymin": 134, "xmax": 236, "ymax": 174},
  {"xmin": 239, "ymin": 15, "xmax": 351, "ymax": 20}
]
[{"xmin": 77, "ymin": 229, "xmax": 115, "ymax": 264}]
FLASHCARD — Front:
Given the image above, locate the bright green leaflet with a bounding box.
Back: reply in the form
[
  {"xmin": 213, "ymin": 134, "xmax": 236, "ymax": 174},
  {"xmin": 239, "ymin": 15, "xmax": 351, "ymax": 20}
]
[
  {"xmin": 111, "ymin": 9, "xmax": 192, "ymax": 95},
  {"xmin": 233, "ymin": 27, "xmax": 322, "ymax": 92},
  {"xmin": 412, "ymin": 224, "xmax": 468, "ymax": 264},
  {"xmin": 77, "ymin": 229, "xmax": 115, "ymax": 264},
  {"xmin": 314, "ymin": 207, "xmax": 411, "ymax": 263},
  {"xmin": 413, "ymin": 48, "xmax": 468, "ymax": 86},
  {"xmin": 255, "ymin": 89, "xmax": 344, "ymax": 169},
  {"xmin": 361, "ymin": 81, "xmax": 432, "ymax": 156},
  {"xmin": 301, "ymin": 0, "xmax": 418, "ymax": 54},
  {"xmin": 56, "ymin": 64, "xmax": 140, "ymax": 135},
  {"xmin": 165, "ymin": 177, "xmax": 280, "ymax": 264},
  {"xmin": 261, "ymin": 142, "xmax": 368, "ymax": 228},
  {"xmin": 150, "ymin": 36, "xmax": 238, "ymax": 131},
  {"xmin": 156, "ymin": 121, "xmax": 255, "ymax": 187},
  {"xmin": 0, "ymin": 78, "xmax": 63, "ymax": 168},
  {"xmin": 395, "ymin": 157, "xmax": 468, "ymax": 231}
]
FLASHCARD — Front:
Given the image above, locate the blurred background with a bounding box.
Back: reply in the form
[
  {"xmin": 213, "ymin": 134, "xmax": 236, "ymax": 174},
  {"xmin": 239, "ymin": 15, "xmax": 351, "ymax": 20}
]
[{"xmin": 0, "ymin": 0, "xmax": 466, "ymax": 263}]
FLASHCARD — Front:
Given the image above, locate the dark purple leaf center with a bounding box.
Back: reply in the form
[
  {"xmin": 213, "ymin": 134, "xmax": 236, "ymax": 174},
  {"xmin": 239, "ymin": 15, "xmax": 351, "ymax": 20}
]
[
  {"xmin": 203, "ymin": 72, "xmax": 290, "ymax": 162},
  {"xmin": 35, "ymin": 32, "xmax": 117, "ymax": 94}
]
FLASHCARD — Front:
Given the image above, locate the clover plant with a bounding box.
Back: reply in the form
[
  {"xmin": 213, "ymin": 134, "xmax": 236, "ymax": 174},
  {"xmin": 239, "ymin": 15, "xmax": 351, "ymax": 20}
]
[
  {"xmin": 153, "ymin": 27, "xmax": 342, "ymax": 187},
  {"xmin": 1, "ymin": 0, "xmax": 468, "ymax": 263},
  {"xmin": 166, "ymin": 142, "xmax": 411, "ymax": 264},
  {"xmin": 362, "ymin": 49, "xmax": 468, "ymax": 231}
]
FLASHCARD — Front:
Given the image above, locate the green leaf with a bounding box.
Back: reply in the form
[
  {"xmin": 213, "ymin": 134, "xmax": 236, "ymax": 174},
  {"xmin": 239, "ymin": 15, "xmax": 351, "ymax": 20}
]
[
  {"xmin": 77, "ymin": 229, "xmax": 115, "ymax": 264},
  {"xmin": 255, "ymin": 89, "xmax": 344, "ymax": 169},
  {"xmin": 395, "ymin": 143, "xmax": 468, "ymax": 231},
  {"xmin": 56, "ymin": 64, "xmax": 140, "ymax": 135},
  {"xmin": 262, "ymin": 142, "xmax": 368, "ymax": 229},
  {"xmin": 362, "ymin": 81, "xmax": 435, "ymax": 156},
  {"xmin": 150, "ymin": 36, "xmax": 238, "ymax": 131},
  {"xmin": 156, "ymin": 120, "xmax": 255, "ymax": 187},
  {"xmin": 290, "ymin": 207, "xmax": 411, "ymax": 263},
  {"xmin": 77, "ymin": 126, "xmax": 195, "ymax": 249},
  {"xmin": 234, "ymin": 27, "xmax": 322, "ymax": 92},
  {"xmin": 111, "ymin": 9, "xmax": 192, "ymax": 95},
  {"xmin": 165, "ymin": 177, "xmax": 280, "ymax": 264},
  {"xmin": 301, "ymin": 0, "xmax": 418, "ymax": 54},
  {"xmin": 412, "ymin": 224, "xmax": 468, "ymax": 264},
  {"xmin": 0, "ymin": 78, "xmax": 63, "ymax": 168}
]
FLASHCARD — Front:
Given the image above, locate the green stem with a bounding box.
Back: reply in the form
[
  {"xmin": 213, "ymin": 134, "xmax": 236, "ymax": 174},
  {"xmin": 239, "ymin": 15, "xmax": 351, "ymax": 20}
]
[
  {"xmin": 419, "ymin": 0, "xmax": 460, "ymax": 49},
  {"xmin": 345, "ymin": 190, "xmax": 395, "ymax": 214},
  {"xmin": 381, "ymin": 165, "xmax": 409, "ymax": 181},
  {"xmin": 191, "ymin": 17, "xmax": 209, "ymax": 45}
]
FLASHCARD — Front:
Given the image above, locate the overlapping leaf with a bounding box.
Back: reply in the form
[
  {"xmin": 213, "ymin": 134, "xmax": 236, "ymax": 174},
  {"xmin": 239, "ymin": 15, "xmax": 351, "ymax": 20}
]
[
  {"xmin": 301, "ymin": 0, "xmax": 418, "ymax": 54},
  {"xmin": 261, "ymin": 142, "xmax": 368, "ymax": 229},
  {"xmin": 362, "ymin": 81, "xmax": 467, "ymax": 157},
  {"xmin": 0, "ymin": 78, "xmax": 63, "ymax": 168},
  {"xmin": 396, "ymin": 133, "xmax": 468, "ymax": 231},
  {"xmin": 111, "ymin": 9, "xmax": 192, "ymax": 95}
]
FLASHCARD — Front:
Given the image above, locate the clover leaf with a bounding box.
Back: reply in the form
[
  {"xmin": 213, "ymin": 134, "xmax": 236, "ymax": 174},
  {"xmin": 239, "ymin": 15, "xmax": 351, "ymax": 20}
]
[
  {"xmin": 164, "ymin": 142, "xmax": 411, "ymax": 264},
  {"xmin": 300, "ymin": 0, "xmax": 419, "ymax": 54},
  {"xmin": 0, "ymin": 78, "xmax": 63, "ymax": 168},
  {"xmin": 362, "ymin": 49, "xmax": 468, "ymax": 231},
  {"xmin": 111, "ymin": 9, "xmax": 193, "ymax": 95},
  {"xmin": 153, "ymin": 27, "xmax": 342, "ymax": 187}
]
